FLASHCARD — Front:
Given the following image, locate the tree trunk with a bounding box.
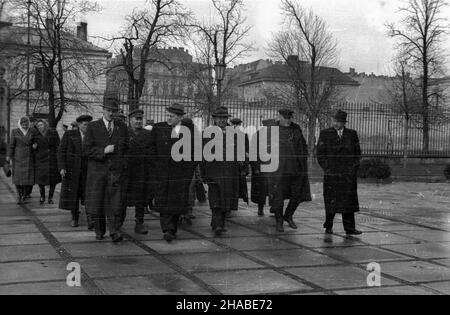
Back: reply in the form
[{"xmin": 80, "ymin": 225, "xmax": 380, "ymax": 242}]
[
  {"xmin": 403, "ymin": 115, "xmax": 409, "ymax": 169},
  {"xmin": 307, "ymin": 116, "xmax": 317, "ymax": 169},
  {"xmin": 422, "ymin": 58, "xmax": 429, "ymax": 154}
]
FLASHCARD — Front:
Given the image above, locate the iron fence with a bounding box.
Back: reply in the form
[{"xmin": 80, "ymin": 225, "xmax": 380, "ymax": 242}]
[{"xmin": 118, "ymin": 95, "xmax": 450, "ymax": 158}]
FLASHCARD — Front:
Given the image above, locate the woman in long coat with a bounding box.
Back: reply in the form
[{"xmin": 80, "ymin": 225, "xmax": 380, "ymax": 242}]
[
  {"xmin": 7, "ymin": 117, "xmax": 35, "ymax": 204},
  {"xmin": 34, "ymin": 120, "xmax": 61, "ymax": 205}
]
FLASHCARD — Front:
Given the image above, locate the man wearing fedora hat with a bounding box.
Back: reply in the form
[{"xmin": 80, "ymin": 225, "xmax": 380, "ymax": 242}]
[
  {"xmin": 201, "ymin": 107, "xmax": 242, "ymax": 236},
  {"xmin": 266, "ymin": 109, "xmax": 312, "ymax": 232},
  {"xmin": 149, "ymin": 103, "xmax": 197, "ymax": 242},
  {"xmin": 124, "ymin": 109, "xmax": 152, "ymax": 235},
  {"xmin": 317, "ymin": 110, "xmax": 362, "ymax": 236},
  {"xmin": 84, "ymin": 92, "xmax": 130, "ymax": 243},
  {"xmin": 58, "ymin": 114, "xmax": 93, "ymax": 228}
]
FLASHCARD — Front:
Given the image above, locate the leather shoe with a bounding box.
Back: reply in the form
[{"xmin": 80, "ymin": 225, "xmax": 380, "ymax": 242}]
[
  {"xmin": 284, "ymin": 216, "xmax": 298, "ymax": 229},
  {"xmin": 163, "ymin": 232, "xmax": 175, "ymax": 243},
  {"xmin": 325, "ymin": 229, "xmax": 333, "ymax": 235},
  {"xmin": 346, "ymin": 230, "xmax": 363, "ymax": 236},
  {"xmin": 276, "ymin": 221, "xmax": 285, "ymax": 233},
  {"xmin": 111, "ymin": 232, "xmax": 124, "ymax": 243},
  {"xmin": 95, "ymin": 234, "xmax": 105, "ymax": 241},
  {"xmin": 214, "ymin": 227, "xmax": 225, "ymax": 237},
  {"xmin": 257, "ymin": 206, "xmax": 264, "ymax": 217},
  {"xmin": 134, "ymin": 223, "xmax": 149, "ymax": 235},
  {"xmin": 71, "ymin": 219, "xmax": 79, "ymax": 228}
]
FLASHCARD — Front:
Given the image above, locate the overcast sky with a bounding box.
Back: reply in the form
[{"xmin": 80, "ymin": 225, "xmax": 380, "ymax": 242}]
[{"xmin": 60, "ymin": 0, "xmax": 450, "ymax": 75}]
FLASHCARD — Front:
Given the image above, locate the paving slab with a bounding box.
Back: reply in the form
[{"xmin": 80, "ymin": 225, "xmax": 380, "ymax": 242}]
[
  {"xmin": 166, "ymin": 252, "xmax": 264, "ymax": 273},
  {"xmin": 0, "ymin": 224, "xmax": 40, "ymax": 235},
  {"xmin": 421, "ymin": 281, "xmax": 450, "ymax": 294},
  {"xmin": 285, "ymin": 266, "xmax": 400, "ymax": 290},
  {"xmin": 196, "ymin": 269, "xmax": 312, "ymax": 295},
  {"xmin": 0, "ymin": 244, "xmax": 60, "ymax": 262},
  {"xmin": 394, "ymin": 230, "xmax": 450, "ymax": 243},
  {"xmin": 64, "ymin": 242, "xmax": 149, "ymax": 258},
  {"xmin": 0, "ymin": 281, "xmax": 89, "ymax": 295},
  {"xmin": 316, "ymin": 246, "xmax": 409, "ymax": 263},
  {"xmin": 381, "ymin": 243, "xmax": 450, "ymax": 259},
  {"xmin": 143, "ymin": 239, "xmax": 225, "ymax": 255},
  {"xmin": 380, "ymin": 261, "xmax": 450, "ymax": 283},
  {"xmin": 351, "ymin": 231, "xmax": 422, "ymax": 246},
  {"xmin": 0, "ymin": 261, "xmax": 69, "ymax": 284},
  {"xmin": 244, "ymin": 249, "xmax": 341, "ymax": 268},
  {"xmin": 0, "ymin": 233, "xmax": 48, "ymax": 246},
  {"xmin": 95, "ymin": 274, "xmax": 211, "ymax": 295},
  {"xmin": 77, "ymin": 256, "xmax": 174, "ymax": 278},
  {"xmin": 335, "ymin": 285, "xmax": 437, "ymax": 295},
  {"xmin": 278, "ymin": 233, "xmax": 365, "ymax": 249},
  {"xmin": 215, "ymin": 236, "xmax": 299, "ymax": 251}
]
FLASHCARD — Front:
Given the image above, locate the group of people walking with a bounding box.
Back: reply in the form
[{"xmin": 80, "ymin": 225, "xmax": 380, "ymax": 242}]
[{"xmin": 6, "ymin": 92, "xmax": 363, "ymax": 244}]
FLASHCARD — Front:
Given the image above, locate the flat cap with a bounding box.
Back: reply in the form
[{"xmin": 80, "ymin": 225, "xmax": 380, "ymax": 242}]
[
  {"xmin": 129, "ymin": 109, "xmax": 144, "ymax": 119},
  {"xmin": 76, "ymin": 115, "xmax": 93, "ymax": 123},
  {"xmin": 278, "ymin": 108, "xmax": 294, "ymax": 117}
]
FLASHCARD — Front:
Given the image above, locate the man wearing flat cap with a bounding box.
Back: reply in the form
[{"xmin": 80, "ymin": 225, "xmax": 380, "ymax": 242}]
[
  {"xmin": 149, "ymin": 103, "xmax": 197, "ymax": 242},
  {"xmin": 124, "ymin": 109, "xmax": 151, "ymax": 235},
  {"xmin": 266, "ymin": 109, "xmax": 312, "ymax": 232},
  {"xmin": 201, "ymin": 107, "xmax": 242, "ymax": 236},
  {"xmin": 58, "ymin": 115, "xmax": 93, "ymax": 228},
  {"xmin": 317, "ymin": 110, "xmax": 362, "ymax": 236},
  {"xmin": 84, "ymin": 93, "xmax": 130, "ymax": 243}
]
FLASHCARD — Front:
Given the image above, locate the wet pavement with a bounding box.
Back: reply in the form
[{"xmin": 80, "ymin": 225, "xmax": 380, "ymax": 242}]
[{"xmin": 0, "ymin": 173, "xmax": 449, "ymax": 295}]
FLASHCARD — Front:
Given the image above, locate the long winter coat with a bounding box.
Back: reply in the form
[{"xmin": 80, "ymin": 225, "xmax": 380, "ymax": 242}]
[
  {"xmin": 58, "ymin": 130, "xmax": 87, "ymax": 211},
  {"xmin": 202, "ymin": 126, "xmax": 241, "ymax": 213},
  {"xmin": 34, "ymin": 129, "xmax": 61, "ymax": 186},
  {"xmin": 265, "ymin": 122, "xmax": 312, "ymax": 203},
  {"xmin": 126, "ymin": 128, "xmax": 153, "ymax": 207},
  {"xmin": 7, "ymin": 128, "xmax": 35, "ymax": 186},
  {"xmin": 317, "ymin": 127, "xmax": 361, "ymax": 214},
  {"xmin": 149, "ymin": 121, "xmax": 197, "ymax": 215}
]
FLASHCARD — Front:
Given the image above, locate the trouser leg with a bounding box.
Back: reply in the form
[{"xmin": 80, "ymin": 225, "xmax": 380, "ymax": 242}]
[
  {"xmin": 71, "ymin": 210, "xmax": 80, "ymax": 220},
  {"xmin": 94, "ymin": 215, "xmax": 106, "ymax": 236},
  {"xmin": 284, "ymin": 199, "xmax": 300, "ymax": 218},
  {"xmin": 48, "ymin": 184, "xmax": 56, "ymax": 200},
  {"xmin": 160, "ymin": 214, "xmax": 179, "ymax": 234},
  {"xmin": 135, "ymin": 205, "xmax": 145, "ymax": 224},
  {"xmin": 324, "ymin": 213, "xmax": 335, "ymax": 230},
  {"xmin": 211, "ymin": 208, "xmax": 225, "ymax": 230},
  {"xmin": 39, "ymin": 185, "xmax": 46, "ymax": 198},
  {"xmin": 343, "ymin": 213, "xmax": 356, "ymax": 232}
]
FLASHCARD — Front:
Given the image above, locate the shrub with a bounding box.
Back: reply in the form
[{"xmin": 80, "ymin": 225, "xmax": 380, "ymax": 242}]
[
  {"xmin": 444, "ymin": 164, "xmax": 450, "ymax": 180},
  {"xmin": 358, "ymin": 159, "xmax": 391, "ymax": 180}
]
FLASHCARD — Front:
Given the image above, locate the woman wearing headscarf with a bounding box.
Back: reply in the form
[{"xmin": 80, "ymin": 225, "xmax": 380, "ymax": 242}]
[
  {"xmin": 33, "ymin": 119, "xmax": 61, "ymax": 205},
  {"xmin": 6, "ymin": 116, "xmax": 36, "ymax": 204}
]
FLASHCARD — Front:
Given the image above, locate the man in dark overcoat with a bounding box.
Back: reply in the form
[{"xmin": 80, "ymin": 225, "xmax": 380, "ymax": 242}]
[
  {"xmin": 202, "ymin": 107, "xmax": 241, "ymax": 237},
  {"xmin": 149, "ymin": 103, "xmax": 197, "ymax": 242},
  {"xmin": 229, "ymin": 117, "xmax": 249, "ymax": 216},
  {"xmin": 84, "ymin": 93, "xmax": 129, "ymax": 243},
  {"xmin": 125, "ymin": 109, "xmax": 152, "ymax": 235},
  {"xmin": 250, "ymin": 119, "xmax": 276, "ymax": 217},
  {"xmin": 58, "ymin": 115, "xmax": 93, "ymax": 228},
  {"xmin": 317, "ymin": 110, "xmax": 362, "ymax": 236},
  {"xmin": 267, "ymin": 109, "xmax": 312, "ymax": 232}
]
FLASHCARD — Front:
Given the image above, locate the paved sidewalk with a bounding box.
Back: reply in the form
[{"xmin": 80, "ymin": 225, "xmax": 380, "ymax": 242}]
[{"xmin": 1, "ymin": 172, "xmax": 450, "ymax": 295}]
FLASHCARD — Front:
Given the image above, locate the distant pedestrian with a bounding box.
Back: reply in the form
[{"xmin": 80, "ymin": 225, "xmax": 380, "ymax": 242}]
[
  {"xmin": 149, "ymin": 103, "xmax": 197, "ymax": 242},
  {"xmin": 62, "ymin": 124, "xmax": 69, "ymax": 133},
  {"xmin": 125, "ymin": 109, "xmax": 152, "ymax": 235},
  {"xmin": 33, "ymin": 120, "xmax": 61, "ymax": 205},
  {"xmin": 6, "ymin": 117, "xmax": 35, "ymax": 204},
  {"xmin": 70, "ymin": 121, "xmax": 78, "ymax": 131},
  {"xmin": 317, "ymin": 110, "xmax": 362, "ymax": 236},
  {"xmin": 84, "ymin": 92, "xmax": 129, "ymax": 242},
  {"xmin": 58, "ymin": 115, "xmax": 93, "ymax": 228},
  {"xmin": 266, "ymin": 109, "xmax": 312, "ymax": 232}
]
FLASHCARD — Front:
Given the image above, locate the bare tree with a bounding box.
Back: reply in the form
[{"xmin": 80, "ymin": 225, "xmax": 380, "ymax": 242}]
[
  {"xmin": 103, "ymin": 0, "xmax": 191, "ymax": 110},
  {"xmin": 268, "ymin": 0, "xmax": 340, "ymax": 161},
  {"xmin": 7, "ymin": 0, "xmax": 104, "ymax": 128},
  {"xmin": 187, "ymin": 0, "xmax": 253, "ymax": 112},
  {"xmin": 387, "ymin": 0, "xmax": 449, "ymax": 154}
]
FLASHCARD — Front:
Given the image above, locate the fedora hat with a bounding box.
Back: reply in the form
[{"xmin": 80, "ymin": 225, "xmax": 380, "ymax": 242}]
[
  {"xmin": 212, "ymin": 106, "xmax": 231, "ymax": 118},
  {"xmin": 230, "ymin": 118, "xmax": 243, "ymax": 125},
  {"xmin": 278, "ymin": 108, "xmax": 294, "ymax": 118},
  {"xmin": 333, "ymin": 110, "xmax": 348, "ymax": 123},
  {"xmin": 166, "ymin": 103, "xmax": 186, "ymax": 116},
  {"xmin": 76, "ymin": 115, "xmax": 93, "ymax": 123},
  {"xmin": 103, "ymin": 92, "xmax": 120, "ymax": 112}
]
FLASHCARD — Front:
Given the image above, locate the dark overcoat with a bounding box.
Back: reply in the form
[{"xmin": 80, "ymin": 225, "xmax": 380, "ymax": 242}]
[
  {"xmin": 250, "ymin": 128, "xmax": 270, "ymax": 206},
  {"xmin": 149, "ymin": 121, "xmax": 197, "ymax": 215},
  {"xmin": 202, "ymin": 126, "xmax": 241, "ymax": 213},
  {"xmin": 84, "ymin": 119, "xmax": 129, "ymax": 217},
  {"xmin": 266, "ymin": 122, "xmax": 312, "ymax": 203},
  {"xmin": 7, "ymin": 128, "xmax": 35, "ymax": 186},
  {"xmin": 316, "ymin": 127, "xmax": 361, "ymax": 214},
  {"xmin": 34, "ymin": 129, "xmax": 61, "ymax": 186},
  {"xmin": 57, "ymin": 130, "xmax": 87, "ymax": 211},
  {"xmin": 126, "ymin": 128, "xmax": 153, "ymax": 207}
]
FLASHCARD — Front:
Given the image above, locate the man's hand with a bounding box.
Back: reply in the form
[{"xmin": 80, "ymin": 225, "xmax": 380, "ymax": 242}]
[
  {"xmin": 60, "ymin": 169, "xmax": 66, "ymax": 178},
  {"xmin": 104, "ymin": 145, "xmax": 115, "ymax": 155},
  {"xmin": 5, "ymin": 156, "xmax": 10, "ymax": 163},
  {"xmin": 32, "ymin": 143, "xmax": 38, "ymax": 150}
]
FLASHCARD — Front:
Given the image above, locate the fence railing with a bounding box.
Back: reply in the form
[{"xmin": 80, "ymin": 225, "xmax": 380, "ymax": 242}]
[{"xmin": 118, "ymin": 95, "xmax": 450, "ymax": 158}]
